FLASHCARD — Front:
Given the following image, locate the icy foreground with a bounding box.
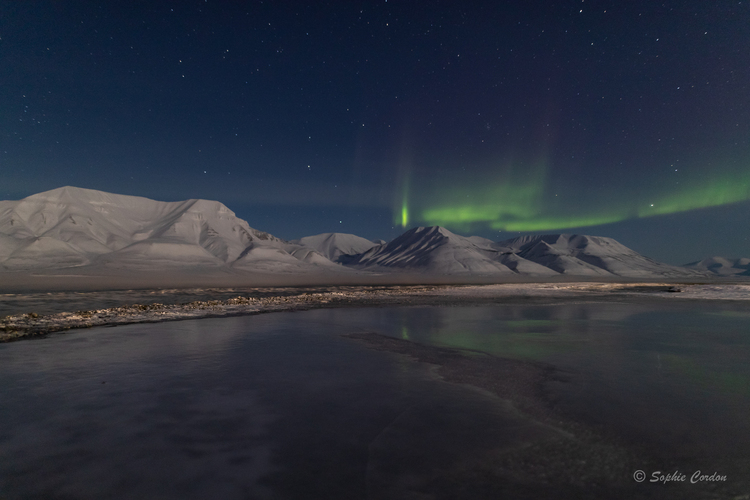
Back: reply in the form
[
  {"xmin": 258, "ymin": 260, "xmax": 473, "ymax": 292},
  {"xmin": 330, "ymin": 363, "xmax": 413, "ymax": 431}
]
[
  {"xmin": 2, "ymin": 283, "xmax": 748, "ymax": 342},
  {"xmin": 0, "ymin": 186, "xmax": 720, "ymax": 280}
]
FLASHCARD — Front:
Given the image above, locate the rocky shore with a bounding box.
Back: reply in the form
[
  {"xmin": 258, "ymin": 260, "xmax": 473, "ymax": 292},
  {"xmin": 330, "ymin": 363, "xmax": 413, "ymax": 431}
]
[
  {"xmin": 0, "ymin": 287, "xmax": 441, "ymax": 342},
  {"xmin": 3, "ymin": 282, "xmax": 748, "ymax": 342}
]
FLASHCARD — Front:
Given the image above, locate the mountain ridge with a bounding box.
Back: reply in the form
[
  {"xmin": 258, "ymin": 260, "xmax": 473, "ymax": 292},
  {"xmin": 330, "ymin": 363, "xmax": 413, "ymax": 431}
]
[
  {"xmin": 341, "ymin": 226, "xmax": 703, "ymax": 278},
  {"xmin": 0, "ymin": 186, "xmax": 334, "ymax": 273},
  {"xmin": 0, "ymin": 187, "xmax": 715, "ymax": 279}
]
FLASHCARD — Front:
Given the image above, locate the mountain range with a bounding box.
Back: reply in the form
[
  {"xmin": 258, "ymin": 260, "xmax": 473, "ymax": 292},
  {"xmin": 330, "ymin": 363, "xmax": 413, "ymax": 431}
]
[{"xmin": 0, "ymin": 187, "xmax": 740, "ymax": 281}]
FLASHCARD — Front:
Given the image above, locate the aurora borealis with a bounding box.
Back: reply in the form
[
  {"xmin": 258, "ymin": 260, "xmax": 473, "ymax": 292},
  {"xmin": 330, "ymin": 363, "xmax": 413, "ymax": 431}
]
[
  {"xmin": 2, "ymin": 1, "xmax": 749, "ymax": 263},
  {"xmin": 412, "ymin": 157, "xmax": 750, "ymax": 232}
]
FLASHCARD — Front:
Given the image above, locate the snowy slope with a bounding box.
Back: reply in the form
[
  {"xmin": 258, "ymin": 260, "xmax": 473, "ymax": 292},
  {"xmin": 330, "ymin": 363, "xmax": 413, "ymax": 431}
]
[
  {"xmin": 0, "ymin": 186, "xmax": 333, "ymax": 272},
  {"xmin": 341, "ymin": 228, "xmax": 705, "ymax": 278},
  {"xmin": 684, "ymin": 257, "xmax": 750, "ymax": 276},
  {"xmin": 496, "ymin": 234, "xmax": 705, "ymax": 277},
  {"xmin": 294, "ymin": 233, "xmax": 380, "ymax": 261},
  {"xmin": 340, "ymin": 226, "xmax": 554, "ymax": 275},
  {"xmin": 231, "ymin": 243, "xmax": 340, "ymax": 273}
]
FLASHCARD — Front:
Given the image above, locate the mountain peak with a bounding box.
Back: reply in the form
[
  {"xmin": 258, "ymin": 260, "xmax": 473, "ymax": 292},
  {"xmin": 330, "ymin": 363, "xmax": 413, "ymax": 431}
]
[
  {"xmin": 340, "ymin": 225, "xmax": 516, "ymax": 274},
  {"xmin": 295, "ymin": 232, "xmax": 379, "ymax": 261},
  {"xmin": 404, "ymin": 226, "xmax": 458, "ymax": 238},
  {"xmin": 0, "ymin": 187, "xmax": 315, "ymax": 272}
]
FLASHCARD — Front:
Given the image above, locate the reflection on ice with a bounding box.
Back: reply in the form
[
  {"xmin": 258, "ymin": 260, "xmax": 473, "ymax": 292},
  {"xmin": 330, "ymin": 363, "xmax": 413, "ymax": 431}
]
[{"xmin": 1, "ymin": 301, "xmax": 749, "ymax": 498}]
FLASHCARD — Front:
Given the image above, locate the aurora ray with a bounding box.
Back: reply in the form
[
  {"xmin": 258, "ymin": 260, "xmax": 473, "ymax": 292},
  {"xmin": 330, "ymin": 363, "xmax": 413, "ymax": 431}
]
[{"xmin": 394, "ymin": 162, "xmax": 412, "ymax": 228}]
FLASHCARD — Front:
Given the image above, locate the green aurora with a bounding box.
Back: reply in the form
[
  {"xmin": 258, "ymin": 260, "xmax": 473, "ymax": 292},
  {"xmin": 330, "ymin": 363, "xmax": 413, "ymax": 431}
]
[
  {"xmin": 401, "ymin": 196, "xmax": 409, "ymax": 228},
  {"xmin": 394, "ymin": 167, "xmax": 412, "ymax": 227},
  {"xmin": 396, "ymin": 159, "xmax": 750, "ymax": 232}
]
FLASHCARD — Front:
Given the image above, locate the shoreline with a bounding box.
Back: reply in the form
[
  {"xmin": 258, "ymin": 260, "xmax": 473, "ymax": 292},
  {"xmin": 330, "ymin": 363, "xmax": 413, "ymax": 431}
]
[
  {"xmin": 2, "ymin": 282, "xmax": 749, "ymax": 343},
  {"xmin": 1, "ymin": 268, "xmax": 747, "ymax": 294}
]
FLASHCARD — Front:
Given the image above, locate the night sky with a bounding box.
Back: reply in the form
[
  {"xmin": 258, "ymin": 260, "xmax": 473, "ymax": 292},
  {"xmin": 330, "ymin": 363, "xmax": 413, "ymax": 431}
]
[{"xmin": 2, "ymin": 1, "xmax": 749, "ymax": 264}]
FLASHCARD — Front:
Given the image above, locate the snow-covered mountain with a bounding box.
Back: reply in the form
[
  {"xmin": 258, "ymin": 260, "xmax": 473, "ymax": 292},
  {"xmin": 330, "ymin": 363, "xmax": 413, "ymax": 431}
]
[
  {"xmin": 293, "ymin": 233, "xmax": 379, "ymax": 262},
  {"xmin": 684, "ymin": 257, "xmax": 750, "ymax": 276},
  {"xmin": 341, "ymin": 227, "xmax": 705, "ymax": 278},
  {"xmin": 496, "ymin": 234, "xmax": 704, "ymax": 278},
  {"xmin": 0, "ymin": 187, "xmax": 717, "ymax": 280},
  {"xmin": 339, "ymin": 226, "xmax": 556, "ymax": 275},
  {"xmin": 0, "ymin": 186, "xmax": 336, "ymax": 273}
]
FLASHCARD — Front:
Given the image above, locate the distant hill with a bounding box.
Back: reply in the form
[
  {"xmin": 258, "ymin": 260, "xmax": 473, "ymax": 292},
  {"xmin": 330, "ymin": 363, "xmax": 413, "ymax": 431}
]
[
  {"xmin": 293, "ymin": 233, "xmax": 379, "ymax": 262},
  {"xmin": 684, "ymin": 257, "xmax": 750, "ymax": 276},
  {"xmin": 496, "ymin": 233, "xmax": 702, "ymax": 278}
]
